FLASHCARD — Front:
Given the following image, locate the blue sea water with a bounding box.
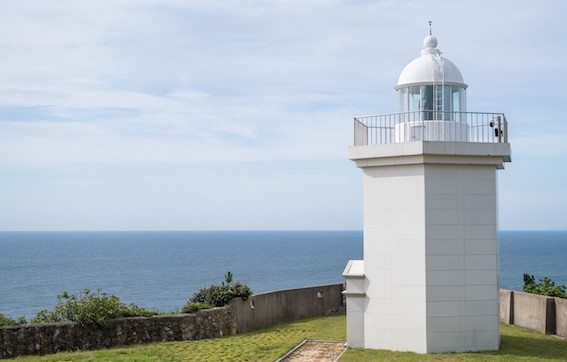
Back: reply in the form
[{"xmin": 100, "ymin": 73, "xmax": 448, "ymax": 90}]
[
  {"xmin": 499, "ymin": 231, "xmax": 567, "ymax": 291},
  {"xmin": 0, "ymin": 231, "xmax": 362, "ymax": 319},
  {"xmin": 0, "ymin": 230, "xmax": 566, "ymax": 320}
]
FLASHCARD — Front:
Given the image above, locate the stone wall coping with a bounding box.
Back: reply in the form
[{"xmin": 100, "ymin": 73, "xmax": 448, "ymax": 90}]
[{"xmin": 247, "ymin": 283, "xmax": 343, "ymax": 298}]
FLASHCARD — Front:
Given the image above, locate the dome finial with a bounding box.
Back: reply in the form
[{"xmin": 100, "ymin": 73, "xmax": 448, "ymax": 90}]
[{"xmin": 423, "ymin": 21, "xmax": 437, "ymax": 49}]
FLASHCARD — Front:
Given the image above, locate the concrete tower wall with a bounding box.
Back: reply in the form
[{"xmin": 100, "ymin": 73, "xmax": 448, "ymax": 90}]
[
  {"xmin": 423, "ymin": 164, "xmax": 499, "ymax": 352},
  {"xmin": 363, "ymin": 163, "xmax": 427, "ymax": 352},
  {"xmin": 351, "ymin": 143, "xmax": 508, "ymax": 353}
]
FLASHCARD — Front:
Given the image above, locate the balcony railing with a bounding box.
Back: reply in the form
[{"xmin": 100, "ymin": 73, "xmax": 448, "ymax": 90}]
[{"xmin": 354, "ymin": 111, "xmax": 508, "ymax": 146}]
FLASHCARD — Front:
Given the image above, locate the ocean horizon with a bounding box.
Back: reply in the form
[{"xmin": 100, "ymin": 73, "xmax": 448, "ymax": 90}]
[{"xmin": 1, "ymin": 230, "xmax": 566, "ymax": 320}]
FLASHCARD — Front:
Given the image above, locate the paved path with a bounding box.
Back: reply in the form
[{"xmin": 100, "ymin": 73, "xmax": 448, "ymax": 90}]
[{"xmin": 277, "ymin": 340, "xmax": 347, "ymax": 362}]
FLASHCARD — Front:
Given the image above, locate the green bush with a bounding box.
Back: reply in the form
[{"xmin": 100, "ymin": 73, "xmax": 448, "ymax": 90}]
[
  {"xmin": 523, "ymin": 274, "xmax": 567, "ymax": 298},
  {"xmin": 188, "ymin": 272, "xmax": 252, "ymax": 308},
  {"xmin": 0, "ymin": 313, "xmax": 26, "ymax": 327},
  {"xmin": 180, "ymin": 302, "xmax": 214, "ymax": 314},
  {"xmin": 4, "ymin": 277, "xmax": 251, "ymax": 327},
  {"xmin": 30, "ymin": 288, "xmax": 155, "ymax": 326}
]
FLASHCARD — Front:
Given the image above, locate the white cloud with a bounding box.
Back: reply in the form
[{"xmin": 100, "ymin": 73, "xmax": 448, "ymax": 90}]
[{"xmin": 1, "ymin": 0, "xmax": 567, "ymax": 230}]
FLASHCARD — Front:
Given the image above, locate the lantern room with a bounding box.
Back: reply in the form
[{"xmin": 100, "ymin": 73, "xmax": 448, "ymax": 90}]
[{"xmin": 396, "ymin": 35, "xmax": 467, "ymax": 121}]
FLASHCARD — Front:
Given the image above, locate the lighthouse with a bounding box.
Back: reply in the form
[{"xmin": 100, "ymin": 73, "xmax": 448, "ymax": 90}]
[{"xmin": 343, "ymin": 29, "xmax": 511, "ymax": 353}]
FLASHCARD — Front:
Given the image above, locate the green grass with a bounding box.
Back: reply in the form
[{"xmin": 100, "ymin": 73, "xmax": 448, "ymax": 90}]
[
  {"xmin": 12, "ymin": 315, "xmax": 567, "ymax": 361},
  {"xmin": 341, "ymin": 322, "xmax": 567, "ymax": 361}
]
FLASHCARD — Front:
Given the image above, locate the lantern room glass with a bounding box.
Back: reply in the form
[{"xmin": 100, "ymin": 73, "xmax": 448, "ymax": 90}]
[{"xmin": 398, "ymin": 85, "xmax": 466, "ymax": 122}]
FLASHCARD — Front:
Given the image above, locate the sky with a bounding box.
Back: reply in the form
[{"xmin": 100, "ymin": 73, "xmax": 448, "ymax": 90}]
[{"xmin": 1, "ymin": 0, "xmax": 566, "ymax": 231}]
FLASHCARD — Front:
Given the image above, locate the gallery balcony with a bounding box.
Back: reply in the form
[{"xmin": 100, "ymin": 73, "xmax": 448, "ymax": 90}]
[{"xmin": 353, "ymin": 111, "xmax": 508, "ymax": 146}]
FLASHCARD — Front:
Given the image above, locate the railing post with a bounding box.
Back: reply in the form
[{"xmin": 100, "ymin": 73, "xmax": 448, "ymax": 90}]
[
  {"xmin": 353, "ymin": 118, "xmax": 357, "ymax": 146},
  {"xmin": 497, "ymin": 116, "xmax": 502, "ymax": 143},
  {"xmin": 503, "ymin": 115, "xmax": 508, "ymax": 144}
]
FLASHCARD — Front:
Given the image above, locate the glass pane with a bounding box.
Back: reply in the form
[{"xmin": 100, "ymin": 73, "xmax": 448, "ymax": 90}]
[
  {"xmin": 398, "ymin": 89, "xmax": 407, "ymax": 112},
  {"xmin": 452, "ymin": 87, "xmax": 460, "ymax": 112},
  {"xmin": 409, "ymin": 86, "xmax": 420, "ymax": 121},
  {"xmin": 398, "ymin": 88, "xmax": 407, "ymax": 122},
  {"xmin": 421, "ymin": 85, "xmax": 433, "ymax": 110},
  {"xmin": 421, "ymin": 85, "xmax": 434, "ymax": 120},
  {"xmin": 452, "ymin": 86, "xmax": 467, "ymax": 122},
  {"xmin": 444, "ymin": 85, "xmax": 452, "ymax": 120}
]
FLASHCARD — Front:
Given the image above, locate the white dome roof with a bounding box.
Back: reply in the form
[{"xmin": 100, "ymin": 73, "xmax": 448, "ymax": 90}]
[{"xmin": 395, "ymin": 35, "xmax": 467, "ymax": 90}]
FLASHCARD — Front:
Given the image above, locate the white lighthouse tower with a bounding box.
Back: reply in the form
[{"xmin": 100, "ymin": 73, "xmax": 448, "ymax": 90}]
[{"xmin": 343, "ymin": 29, "xmax": 511, "ymax": 353}]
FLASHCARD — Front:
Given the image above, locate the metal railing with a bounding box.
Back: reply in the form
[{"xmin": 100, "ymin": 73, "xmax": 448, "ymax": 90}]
[{"xmin": 353, "ymin": 111, "xmax": 508, "ymax": 146}]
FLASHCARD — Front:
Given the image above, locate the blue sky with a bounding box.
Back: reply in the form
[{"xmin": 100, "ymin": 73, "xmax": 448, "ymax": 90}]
[{"xmin": 1, "ymin": 0, "xmax": 566, "ymax": 231}]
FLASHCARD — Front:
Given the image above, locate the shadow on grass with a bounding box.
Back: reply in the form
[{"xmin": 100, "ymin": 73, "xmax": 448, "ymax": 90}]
[{"xmin": 491, "ymin": 333, "xmax": 567, "ymax": 360}]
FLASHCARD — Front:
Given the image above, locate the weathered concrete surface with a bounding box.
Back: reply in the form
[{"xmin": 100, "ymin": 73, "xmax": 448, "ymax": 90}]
[
  {"xmin": 499, "ymin": 290, "xmax": 513, "ymax": 324},
  {"xmin": 233, "ymin": 284, "xmax": 344, "ymax": 333},
  {"xmin": 555, "ymin": 297, "xmax": 567, "ymax": 338},
  {"xmin": 512, "ymin": 291, "xmax": 551, "ymax": 334}
]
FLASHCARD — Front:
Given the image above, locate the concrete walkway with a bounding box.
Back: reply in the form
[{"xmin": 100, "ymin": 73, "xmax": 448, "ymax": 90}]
[{"xmin": 276, "ymin": 340, "xmax": 347, "ymax": 362}]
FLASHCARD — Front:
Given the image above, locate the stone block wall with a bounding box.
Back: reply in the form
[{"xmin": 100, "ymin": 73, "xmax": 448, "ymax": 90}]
[{"xmin": 1, "ymin": 307, "xmax": 236, "ymax": 359}]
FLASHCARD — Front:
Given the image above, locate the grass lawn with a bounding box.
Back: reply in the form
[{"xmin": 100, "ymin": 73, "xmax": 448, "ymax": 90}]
[
  {"xmin": 341, "ymin": 324, "xmax": 567, "ymax": 361},
  {"xmin": 12, "ymin": 315, "xmax": 567, "ymax": 361}
]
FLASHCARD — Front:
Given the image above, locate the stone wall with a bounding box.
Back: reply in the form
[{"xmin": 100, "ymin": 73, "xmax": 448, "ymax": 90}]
[
  {"xmin": 499, "ymin": 289, "xmax": 565, "ymax": 338},
  {"xmin": 1, "ymin": 307, "xmax": 236, "ymax": 359},
  {"xmin": 233, "ymin": 284, "xmax": 344, "ymax": 333},
  {"xmin": 555, "ymin": 297, "xmax": 567, "ymax": 338},
  {"xmin": 5, "ymin": 286, "xmax": 566, "ymax": 358},
  {"xmin": 499, "ymin": 289, "xmax": 513, "ymax": 324},
  {"xmin": 512, "ymin": 291, "xmax": 550, "ymax": 334},
  {"xmin": 0, "ymin": 283, "xmax": 344, "ymax": 359}
]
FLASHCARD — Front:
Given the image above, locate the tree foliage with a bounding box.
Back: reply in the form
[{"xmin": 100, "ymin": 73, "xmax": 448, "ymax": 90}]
[
  {"xmin": 30, "ymin": 288, "xmax": 155, "ymax": 326},
  {"xmin": 184, "ymin": 272, "xmax": 252, "ymax": 310},
  {"xmin": 0, "ymin": 313, "xmax": 26, "ymax": 327},
  {"xmin": 523, "ymin": 274, "xmax": 567, "ymax": 298},
  {"xmin": 179, "ymin": 302, "xmax": 214, "ymax": 314}
]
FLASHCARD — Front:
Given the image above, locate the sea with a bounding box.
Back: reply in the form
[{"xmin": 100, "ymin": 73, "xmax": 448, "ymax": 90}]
[{"xmin": 0, "ymin": 230, "xmax": 566, "ymax": 320}]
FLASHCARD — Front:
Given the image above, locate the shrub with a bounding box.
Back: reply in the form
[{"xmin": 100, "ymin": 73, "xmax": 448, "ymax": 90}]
[
  {"xmin": 0, "ymin": 313, "xmax": 26, "ymax": 327},
  {"xmin": 180, "ymin": 302, "xmax": 214, "ymax": 314},
  {"xmin": 122, "ymin": 303, "xmax": 156, "ymax": 318},
  {"xmin": 30, "ymin": 288, "xmax": 155, "ymax": 326},
  {"xmin": 188, "ymin": 272, "xmax": 252, "ymax": 308},
  {"xmin": 523, "ymin": 274, "xmax": 567, "ymax": 298}
]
